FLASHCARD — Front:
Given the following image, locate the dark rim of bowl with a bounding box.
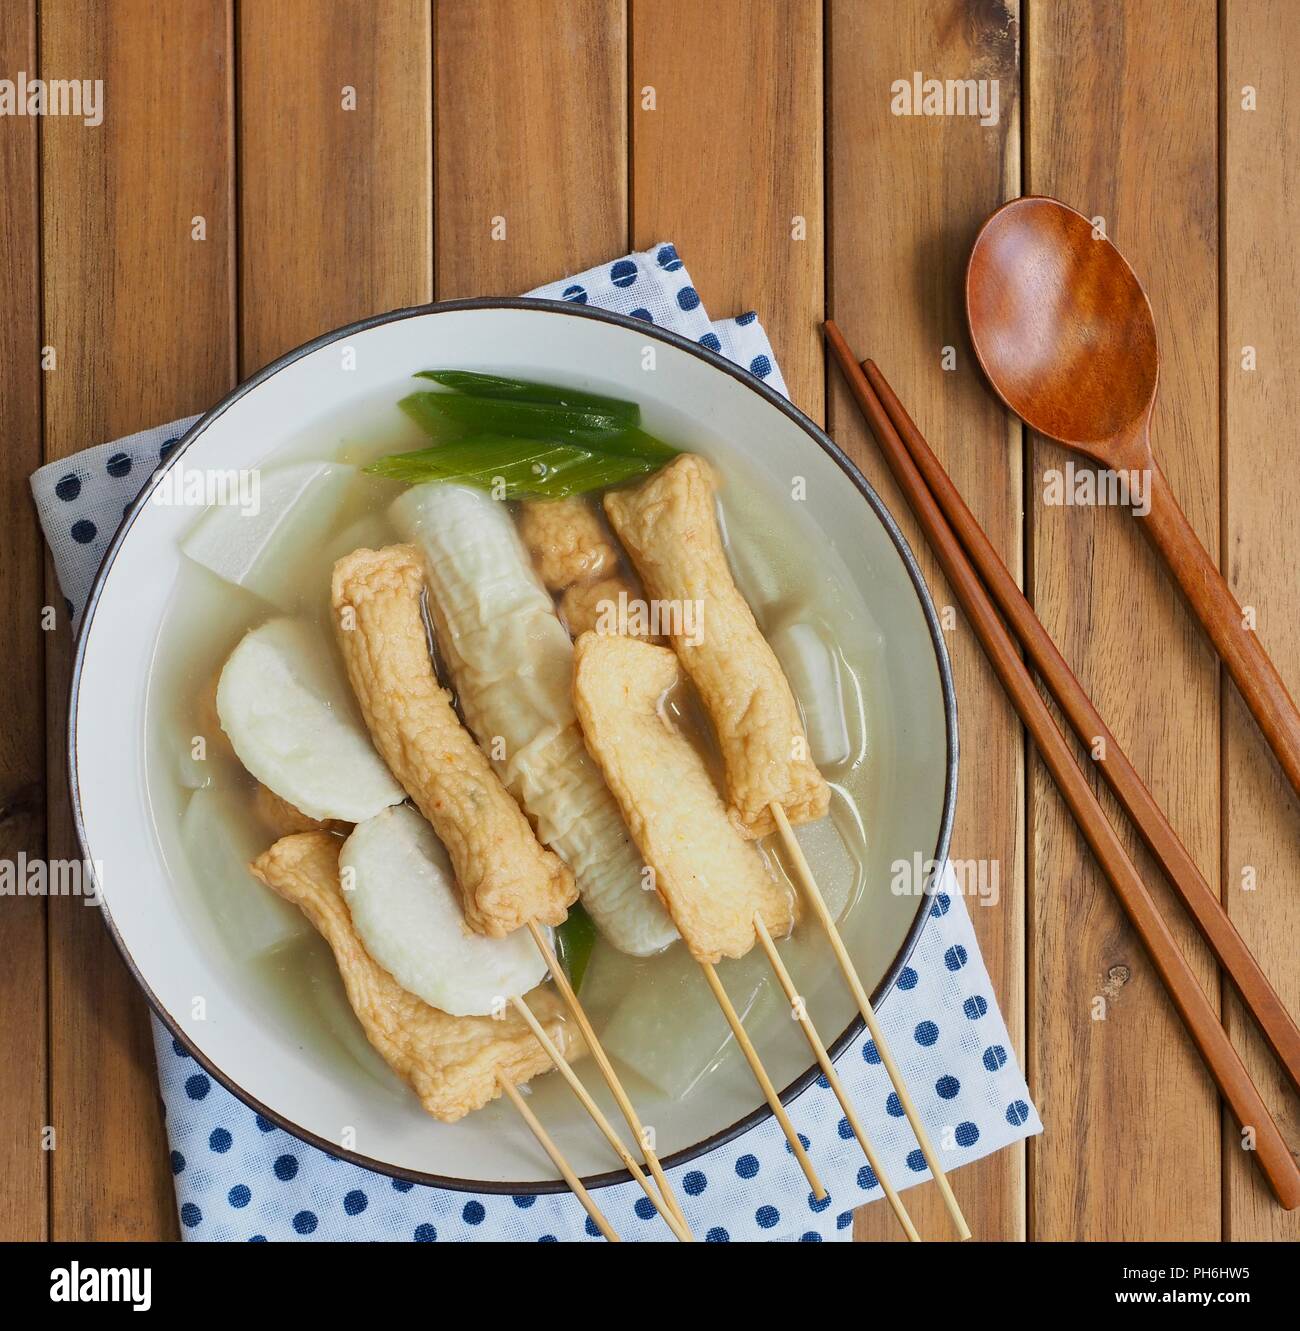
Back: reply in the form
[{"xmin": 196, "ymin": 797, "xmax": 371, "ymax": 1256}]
[{"xmin": 67, "ymin": 295, "xmax": 959, "ymax": 1195}]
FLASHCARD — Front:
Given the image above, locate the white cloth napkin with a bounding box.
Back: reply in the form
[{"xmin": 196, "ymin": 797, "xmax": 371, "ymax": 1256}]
[{"xmin": 31, "ymin": 243, "xmax": 1040, "ymax": 1242}]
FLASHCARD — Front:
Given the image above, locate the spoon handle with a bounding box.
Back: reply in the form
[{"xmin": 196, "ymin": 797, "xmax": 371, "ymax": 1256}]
[{"xmin": 1140, "ymin": 458, "xmax": 1300, "ymax": 800}]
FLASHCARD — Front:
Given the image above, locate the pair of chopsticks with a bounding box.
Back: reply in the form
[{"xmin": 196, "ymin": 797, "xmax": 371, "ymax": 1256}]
[{"xmin": 824, "ymin": 322, "xmax": 1300, "ymax": 1211}]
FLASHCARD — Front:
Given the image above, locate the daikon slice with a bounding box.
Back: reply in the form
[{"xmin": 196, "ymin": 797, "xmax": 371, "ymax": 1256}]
[
  {"xmin": 769, "ymin": 622, "xmax": 851, "ymax": 768},
  {"xmin": 181, "ymin": 461, "xmax": 356, "ymax": 611},
  {"xmin": 215, "ymin": 617, "xmax": 405, "ymax": 822},
  {"xmin": 340, "ymin": 806, "xmax": 548, "ymax": 1016}
]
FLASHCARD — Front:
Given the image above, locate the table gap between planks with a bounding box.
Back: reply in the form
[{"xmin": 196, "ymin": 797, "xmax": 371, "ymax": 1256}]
[{"xmin": 1, "ymin": 0, "xmax": 1295, "ymax": 1243}]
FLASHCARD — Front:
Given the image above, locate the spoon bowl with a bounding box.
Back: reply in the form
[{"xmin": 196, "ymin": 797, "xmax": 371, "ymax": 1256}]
[{"xmin": 966, "ymin": 196, "xmax": 1159, "ymax": 462}]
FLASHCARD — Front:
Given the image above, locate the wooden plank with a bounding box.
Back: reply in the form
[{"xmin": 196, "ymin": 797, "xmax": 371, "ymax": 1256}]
[
  {"xmin": 827, "ymin": 0, "xmax": 1024, "ymax": 1241},
  {"xmin": 238, "ymin": 0, "xmax": 432, "ymax": 375},
  {"xmin": 0, "ymin": 0, "xmax": 48, "ymax": 1243},
  {"xmin": 1027, "ymin": 1, "xmax": 1221, "ymax": 1239},
  {"xmin": 1221, "ymin": 0, "xmax": 1300, "ymax": 1243},
  {"xmin": 434, "ymin": 0, "xmax": 626, "ymax": 298},
  {"xmin": 632, "ymin": 0, "xmax": 824, "ymax": 415},
  {"xmin": 39, "ymin": 0, "xmax": 236, "ymax": 1239}
]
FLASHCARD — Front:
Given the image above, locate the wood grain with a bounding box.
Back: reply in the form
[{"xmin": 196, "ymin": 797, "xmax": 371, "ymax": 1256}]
[
  {"xmin": 434, "ymin": 0, "xmax": 626, "ymax": 298},
  {"xmin": 1027, "ymin": 0, "xmax": 1222, "ymax": 1239},
  {"xmin": 632, "ymin": 0, "xmax": 824, "ymax": 414},
  {"xmin": 0, "ymin": 0, "xmax": 48, "ymax": 1242},
  {"xmin": 1221, "ymin": 0, "xmax": 1300, "ymax": 1241},
  {"xmin": 39, "ymin": 0, "xmax": 237, "ymax": 1240},
  {"xmin": 238, "ymin": 0, "xmax": 432, "ymax": 374},
  {"xmin": 827, "ymin": 0, "xmax": 1025, "ymax": 1241}
]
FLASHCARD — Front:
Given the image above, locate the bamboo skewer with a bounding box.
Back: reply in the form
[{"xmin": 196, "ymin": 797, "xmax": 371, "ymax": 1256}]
[
  {"xmin": 527, "ymin": 922, "xmax": 690, "ymax": 1230},
  {"xmin": 495, "ymin": 1073, "xmax": 620, "ymax": 1241},
  {"xmin": 509, "ymin": 995, "xmax": 693, "ymax": 1241},
  {"xmin": 770, "ymin": 801, "xmax": 972, "ymax": 1240},
  {"xmin": 698, "ymin": 957, "xmax": 828, "ymax": 1199},
  {"xmin": 752, "ymin": 915, "xmax": 921, "ymax": 1241}
]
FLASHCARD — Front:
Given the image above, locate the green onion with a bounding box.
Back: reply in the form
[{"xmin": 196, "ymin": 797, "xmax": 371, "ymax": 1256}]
[
  {"xmin": 553, "ymin": 904, "xmax": 598, "ymax": 992},
  {"xmin": 401, "ymin": 391, "xmax": 627, "ymax": 441},
  {"xmin": 414, "ymin": 370, "xmax": 641, "ymax": 426},
  {"xmin": 364, "ymin": 436, "xmax": 659, "ymax": 499}
]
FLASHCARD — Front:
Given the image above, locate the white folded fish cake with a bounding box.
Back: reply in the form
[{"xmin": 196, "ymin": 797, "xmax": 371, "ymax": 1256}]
[
  {"xmin": 572, "ymin": 631, "xmax": 795, "ymax": 964},
  {"xmin": 604, "ymin": 453, "xmax": 832, "ymax": 839},
  {"xmin": 250, "ymin": 831, "xmax": 577, "ymax": 1122},
  {"xmin": 215, "ymin": 617, "xmax": 406, "ymax": 823},
  {"xmin": 391, "ymin": 483, "xmax": 678, "ymax": 957},
  {"xmin": 340, "ymin": 805, "xmax": 548, "ymax": 1017}
]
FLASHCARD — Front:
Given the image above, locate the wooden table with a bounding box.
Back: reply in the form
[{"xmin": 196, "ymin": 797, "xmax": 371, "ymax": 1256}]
[{"xmin": 4, "ymin": 0, "xmax": 1297, "ymax": 1243}]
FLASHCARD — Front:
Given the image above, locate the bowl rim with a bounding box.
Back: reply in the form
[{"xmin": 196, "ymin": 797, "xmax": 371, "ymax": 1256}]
[{"xmin": 67, "ymin": 295, "xmax": 959, "ymax": 1195}]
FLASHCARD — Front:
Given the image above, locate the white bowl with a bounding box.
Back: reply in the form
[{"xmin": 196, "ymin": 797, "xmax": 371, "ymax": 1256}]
[{"xmin": 70, "ymin": 299, "xmax": 957, "ymax": 1191}]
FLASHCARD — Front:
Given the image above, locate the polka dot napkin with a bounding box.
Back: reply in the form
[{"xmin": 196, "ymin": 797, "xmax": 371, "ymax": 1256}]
[{"xmin": 30, "ymin": 243, "xmax": 1040, "ymax": 1242}]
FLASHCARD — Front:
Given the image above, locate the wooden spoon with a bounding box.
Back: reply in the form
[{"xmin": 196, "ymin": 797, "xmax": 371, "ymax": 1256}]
[{"xmin": 967, "ymin": 195, "xmax": 1300, "ymax": 802}]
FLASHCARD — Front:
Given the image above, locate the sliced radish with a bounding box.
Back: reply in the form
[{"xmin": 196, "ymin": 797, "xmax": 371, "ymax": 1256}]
[
  {"xmin": 340, "ymin": 805, "xmax": 548, "ymax": 1016},
  {"xmin": 769, "ymin": 621, "xmax": 851, "ymax": 768},
  {"xmin": 180, "ymin": 461, "xmax": 356, "ymax": 612},
  {"xmin": 215, "ymin": 617, "xmax": 405, "ymax": 822}
]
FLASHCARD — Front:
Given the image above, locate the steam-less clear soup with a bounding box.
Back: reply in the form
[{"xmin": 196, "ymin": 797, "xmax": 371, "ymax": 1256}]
[{"xmin": 145, "ymin": 386, "xmax": 893, "ymax": 1130}]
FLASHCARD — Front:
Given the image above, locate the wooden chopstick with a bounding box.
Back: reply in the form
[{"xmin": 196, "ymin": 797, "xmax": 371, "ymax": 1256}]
[
  {"xmin": 861, "ymin": 357, "xmax": 1300, "ymax": 1099},
  {"xmin": 823, "ymin": 320, "xmax": 1300, "ymax": 1212}
]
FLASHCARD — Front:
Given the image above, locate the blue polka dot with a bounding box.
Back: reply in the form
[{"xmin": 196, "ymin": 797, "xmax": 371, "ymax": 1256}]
[
  {"xmin": 209, "ymin": 1128, "xmax": 231, "ymax": 1153},
  {"xmin": 561, "ymin": 283, "xmax": 588, "ymax": 304},
  {"xmin": 171, "ymin": 1037, "xmax": 188, "ymax": 1057},
  {"xmin": 633, "ymin": 1196, "xmax": 656, "ymax": 1220},
  {"xmin": 705, "ymin": 1226, "xmax": 730, "ymax": 1242},
  {"xmin": 538, "ymin": 1234, "xmax": 558, "ymax": 1243},
  {"xmin": 184, "ymin": 1073, "xmax": 210, "ymax": 1100},
  {"xmin": 180, "ymin": 1202, "xmax": 202, "ymax": 1229},
  {"xmin": 836, "ymin": 1210, "xmax": 853, "ymax": 1230},
  {"xmin": 936, "ymin": 1074, "xmax": 961, "ymax": 1100},
  {"xmin": 800, "ymin": 1231, "xmax": 823, "ymax": 1242},
  {"xmin": 930, "ymin": 892, "xmax": 951, "ymax": 917},
  {"xmin": 749, "ymin": 354, "xmax": 772, "ymax": 379},
  {"xmin": 1006, "ymin": 1099, "xmax": 1030, "ymax": 1127},
  {"xmin": 392, "ymin": 1179, "xmax": 414, "ymax": 1193},
  {"xmin": 656, "ymin": 244, "xmax": 683, "ymax": 271},
  {"xmin": 610, "ymin": 259, "xmax": 638, "ymax": 288},
  {"xmin": 963, "ymin": 994, "xmax": 989, "ymax": 1020},
  {"xmin": 808, "ymin": 1189, "xmax": 831, "ymax": 1213},
  {"xmin": 906, "ymin": 1148, "xmax": 927, "ymax": 1172},
  {"xmin": 255, "ymin": 1114, "xmax": 275, "ymax": 1133},
  {"xmin": 159, "ymin": 437, "xmax": 181, "ymax": 461},
  {"xmin": 414, "ymin": 1223, "xmax": 437, "ymax": 1242},
  {"xmin": 956, "ymin": 1121, "xmax": 980, "ymax": 1147},
  {"xmin": 170, "ymin": 1150, "xmax": 185, "ymax": 1175},
  {"xmin": 584, "ymin": 1215, "xmax": 601, "ymax": 1237},
  {"xmin": 292, "ymin": 1210, "xmax": 318, "ymax": 1235},
  {"xmin": 944, "ymin": 944, "xmax": 969, "ymax": 971},
  {"xmin": 512, "ymin": 1194, "xmax": 537, "ymax": 1208},
  {"xmin": 862, "ymin": 1039, "xmax": 881, "ymax": 1065},
  {"xmin": 785, "ymin": 1131, "xmax": 811, "ymax": 1154},
  {"xmin": 71, "ymin": 519, "xmax": 97, "ymax": 545},
  {"xmin": 897, "ymin": 966, "xmax": 919, "ymax": 991},
  {"xmin": 836, "ymin": 1116, "xmax": 853, "ymax": 1140},
  {"xmin": 106, "ymin": 452, "xmax": 132, "ymax": 478},
  {"xmin": 982, "ymin": 1044, "xmax": 1008, "ymax": 1071},
  {"xmin": 914, "ymin": 1020, "xmax": 939, "ymax": 1047},
  {"xmin": 735, "ymin": 1154, "xmax": 759, "ymax": 1179},
  {"xmin": 676, "ymin": 285, "xmax": 701, "ymax": 312},
  {"xmin": 857, "ymin": 1164, "xmax": 878, "ymax": 1190},
  {"xmin": 55, "ymin": 473, "xmax": 82, "ymax": 502},
  {"xmin": 345, "ymin": 1190, "xmax": 369, "ymax": 1216},
  {"xmin": 816, "ymin": 1073, "xmax": 831, "ymax": 1089},
  {"xmin": 755, "ymin": 1205, "xmax": 780, "ymax": 1229},
  {"xmin": 699, "ymin": 332, "xmax": 721, "ymax": 351},
  {"xmin": 462, "ymin": 1200, "xmax": 485, "ymax": 1225},
  {"xmin": 683, "ymin": 1170, "xmax": 707, "ymax": 1196},
  {"xmin": 228, "ymin": 1184, "xmax": 251, "ymax": 1209},
  {"xmin": 885, "ymin": 1091, "xmax": 904, "ymax": 1117},
  {"xmin": 629, "ymin": 307, "xmax": 654, "ymax": 322},
  {"xmin": 273, "ymin": 1153, "xmax": 299, "ymax": 1182},
  {"xmin": 735, "ymin": 310, "xmax": 757, "ymax": 326},
  {"xmin": 248, "ymin": 1235, "xmax": 267, "ymax": 1242}
]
